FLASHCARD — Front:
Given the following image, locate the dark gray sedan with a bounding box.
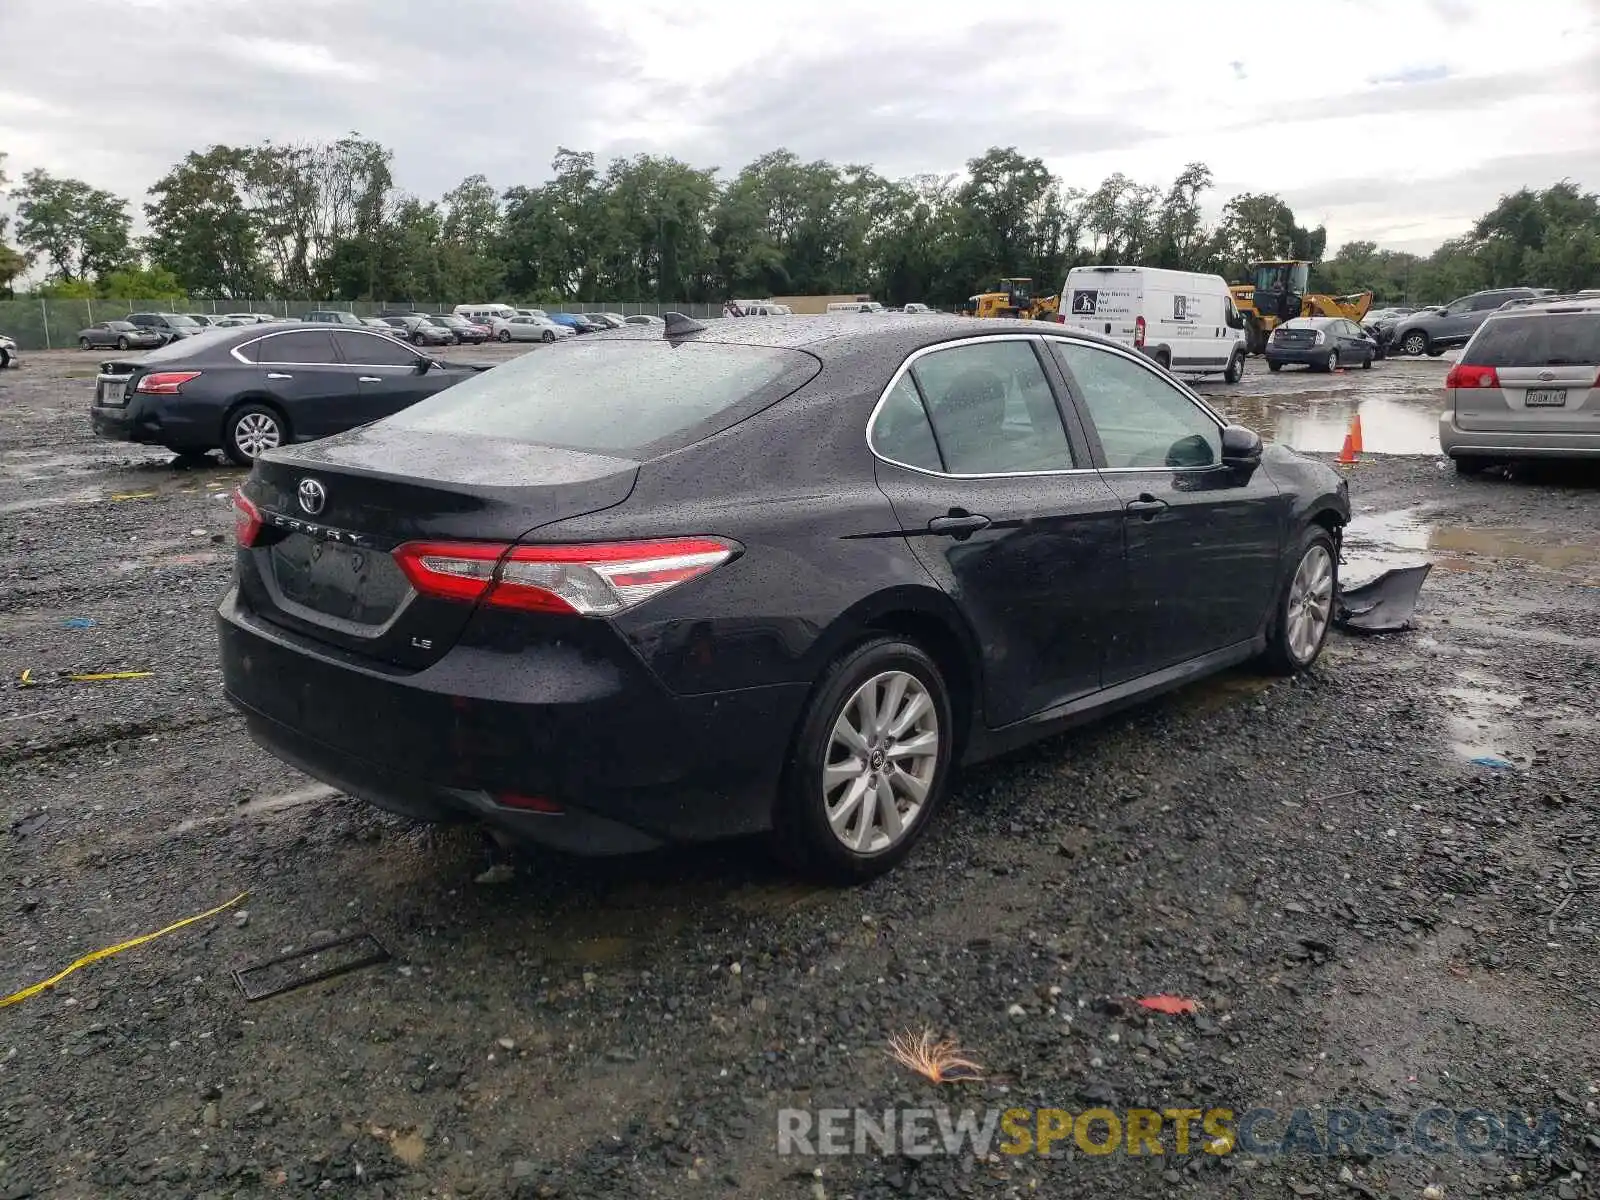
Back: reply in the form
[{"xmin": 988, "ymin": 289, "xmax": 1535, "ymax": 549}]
[
  {"xmin": 1266, "ymin": 317, "xmax": 1378, "ymax": 373},
  {"xmin": 90, "ymin": 322, "xmax": 483, "ymax": 465},
  {"xmin": 79, "ymin": 320, "xmax": 164, "ymax": 351}
]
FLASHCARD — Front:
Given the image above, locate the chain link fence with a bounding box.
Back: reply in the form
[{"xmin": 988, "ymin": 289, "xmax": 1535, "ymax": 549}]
[{"xmin": 0, "ymin": 298, "xmax": 726, "ymax": 350}]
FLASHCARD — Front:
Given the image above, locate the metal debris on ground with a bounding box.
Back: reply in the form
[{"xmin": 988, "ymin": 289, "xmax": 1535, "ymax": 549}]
[
  {"xmin": 233, "ymin": 933, "xmax": 391, "ymax": 1002},
  {"xmin": 887, "ymin": 1028, "xmax": 985, "ymax": 1083},
  {"xmin": 0, "ymin": 891, "xmax": 248, "ymax": 1009},
  {"xmin": 61, "ymin": 617, "xmax": 96, "ymax": 629},
  {"xmin": 1336, "ymin": 563, "xmax": 1433, "ymax": 633},
  {"xmin": 1470, "ymin": 755, "xmax": 1515, "ymax": 770}
]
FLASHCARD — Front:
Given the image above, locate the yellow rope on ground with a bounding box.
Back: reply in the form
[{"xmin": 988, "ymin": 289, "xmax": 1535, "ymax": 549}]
[{"xmin": 0, "ymin": 892, "xmax": 248, "ymax": 1009}]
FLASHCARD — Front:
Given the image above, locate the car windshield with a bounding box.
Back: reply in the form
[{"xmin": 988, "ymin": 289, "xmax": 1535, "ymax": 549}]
[
  {"xmin": 1464, "ymin": 314, "xmax": 1600, "ymax": 367},
  {"xmin": 387, "ymin": 340, "xmax": 821, "ymax": 458}
]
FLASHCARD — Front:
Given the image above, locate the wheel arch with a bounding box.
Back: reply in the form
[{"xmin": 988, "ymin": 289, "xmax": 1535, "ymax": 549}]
[{"xmin": 803, "ymin": 585, "xmax": 986, "ymax": 762}]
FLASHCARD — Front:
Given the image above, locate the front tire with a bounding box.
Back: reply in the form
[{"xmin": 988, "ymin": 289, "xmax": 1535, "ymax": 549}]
[
  {"xmin": 772, "ymin": 638, "xmax": 954, "ymax": 883},
  {"xmin": 497, "ymin": 330, "xmax": 512, "ymax": 342},
  {"xmin": 411, "ymin": 332, "xmax": 426, "ymax": 345},
  {"xmin": 1224, "ymin": 349, "xmax": 1245, "ymax": 384},
  {"xmin": 1402, "ymin": 331, "xmax": 1428, "ymax": 357},
  {"xmin": 542, "ymin": 330, "xmax": 555, "ymax": 343},
  {"xmin": 79, "ymin": 337, "xmax": 92, "ymax": 350},
  {"xmin": 223, "ymin": 403, "xmax": 287, "ymax": 466},
  {"xmin": 1261, "ymin": 527, "xmax": 1337, "ymax": 675},
  {"xmin": 1267, "ymin": 360, "xmax": 1283, "ymax": 373}
]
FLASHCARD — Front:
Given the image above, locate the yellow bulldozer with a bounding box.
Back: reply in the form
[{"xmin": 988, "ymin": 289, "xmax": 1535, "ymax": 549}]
[
  {"xmin": 961, "ymin": 277, "xmax": 1061, "ymax": 321},
  {"xmin": 1230, "ymin": 261, "xmax": 1373, "ymax": 354}
]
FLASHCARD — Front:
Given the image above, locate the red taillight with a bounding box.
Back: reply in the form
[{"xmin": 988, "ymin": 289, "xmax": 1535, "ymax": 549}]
[
  {"xmin": 1052, "ymin": 313, "xmax": 1066, "ymax": 324},
  {"xmin": 135, "ymin": 371, "xmax": 201, "ymax": 395},
  {"xmin": 1445, "ymin": 364, "xmax": 1499, "ymax": 389},
  {"xmin": 494, "ymin": 792, "xmax": 563, "ymax": 814},
  {"xmin": 233, "ymin": 489, "xmax": 262, "ymax": 547},
  {"xmin": 392, "ymin": 537, "xmax": 737, "ymax": 616},
  {"xmin": 1134, "ymin": 316, "xmax": 1146, "ymax": 347}
]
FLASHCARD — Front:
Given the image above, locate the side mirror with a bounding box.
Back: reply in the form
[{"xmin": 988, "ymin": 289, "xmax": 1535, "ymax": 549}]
[
  {"xmin": 416, "ymin": 357, "xmax": 436, "ymax": 374},
  {"xmin": 1221, "ymin": 424, "xmax": 1263, "ymax": 474}
]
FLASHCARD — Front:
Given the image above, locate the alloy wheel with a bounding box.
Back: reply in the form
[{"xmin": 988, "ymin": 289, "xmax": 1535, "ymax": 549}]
[
  {"xmin": 1286, "ymin": 545, "xmax": 1334, "ymax": 664},
  {"xmin": 234, "ymin": 412, "xmax": 282, "ymax": 459},
  {"xmin": 821, "ymin": 669, "xmax": 940, "ymax": 854}
]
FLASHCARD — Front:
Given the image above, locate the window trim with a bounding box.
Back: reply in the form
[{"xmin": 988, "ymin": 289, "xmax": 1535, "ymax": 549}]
[
  {"xmin": 1045, "ymin": 336, "xmax": 1229, "ymax": 474},
  {"xmin": 866, "ymin": 333, "xmax": 1098, "ymax": 479}
]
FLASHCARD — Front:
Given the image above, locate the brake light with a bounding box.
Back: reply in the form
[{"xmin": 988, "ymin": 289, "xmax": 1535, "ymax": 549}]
[
  {"xmin": 136, "ymin": 371, "xmax": 201, "ymax": 395},
  {"xmin": 233, "ymin": 489, "xmax": 262, "ymax": 547},
  {"xmin": 494, "ymin": 792, "xmax": 563, "ymax": 814},
  {"xmin": 392, "ymin": 537, "xmax": 738, "ymax": 616},
  {"xmin": 1445, "ymin": 364, "xmax": 1499, "ymax": 389},
  {"xmin": 1052, "ymin": 313, "xmax": 1066, "ymax": 324},
  {"xmin": 1134, "ymin": 316, "xmax": 1146, "ymax": 347}
]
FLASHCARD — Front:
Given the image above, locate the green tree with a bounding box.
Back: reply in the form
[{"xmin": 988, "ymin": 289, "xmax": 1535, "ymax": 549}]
[
  {"xmin": 0, "ymin": 152, "xmax": 31, "ymax": 293},
  {"xmin": 15, "ymin": 169, "xmax": 133, "ymax": 282},
  {"xmin": 145, "ymin": 146, "xmax": 265, "ymax": 297},
  {"xmin": 98, "ymin": 265, "xmax": 185, "ymax": 301}
]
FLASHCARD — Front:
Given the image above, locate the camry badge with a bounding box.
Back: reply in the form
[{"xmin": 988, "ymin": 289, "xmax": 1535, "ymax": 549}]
[{"xmin": 297, "ymin": 478, "xmax": 327, "ymax": 516}]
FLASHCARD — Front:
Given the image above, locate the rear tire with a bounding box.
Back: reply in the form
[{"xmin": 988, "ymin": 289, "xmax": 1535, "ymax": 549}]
[
  {"xmin": 1154, "ymin": 349, "xmax": 1172, "ymax": 371},
  {"xmin": 1321, "ymin": 350, "xmax": 1340, "ymax": 373},
  {"xmin": 79, "ymin": 337, "xmax": 91, "ymax": 350},
  {"xmin": 411, "ymin": 332, "xmax": 426, "ymax": 345},
  {"xmin": 1260, "ymin": 526, "xmax": 1337, "ymax": 675},
  {"xmin": 223, "ymin": 403, "xmax": 288, "ymax": 466},
  {"xmin": 116, "ymin": 337, "xmax": 130, "ymax": 351},
  {"xmin": 771, "ymin": 638, "xmax": 954, "ymax": 883},
  {"xmin": 1362, "ymin": 353, "xmax": 1373, "ymax": 370},
  {"xmin": 1224, "ymin": 349, "xmax": 1245, "ymax": 384},
  {"xmin": 1268, "ymin": 360, "xmax": 1283, "ymax": 373}
]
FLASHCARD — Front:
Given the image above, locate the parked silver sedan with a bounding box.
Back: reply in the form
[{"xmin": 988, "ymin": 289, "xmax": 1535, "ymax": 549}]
[
  {"xmin": 491, "ymin": 315, "xmax": 574, "ymax": 343},
  {"xmin": 78, "ymin": 320, "xmax": 164, "ymax": 351}
]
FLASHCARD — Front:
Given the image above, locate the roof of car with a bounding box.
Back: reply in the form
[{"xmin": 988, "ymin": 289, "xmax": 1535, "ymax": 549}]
[
  {"xmin": 1487, "ymin": 297, "xmax": 1600, "ymax": 317},
  {"xmin": 588, "ymin": 313, "xmax": 1123, "ymax": 355}
]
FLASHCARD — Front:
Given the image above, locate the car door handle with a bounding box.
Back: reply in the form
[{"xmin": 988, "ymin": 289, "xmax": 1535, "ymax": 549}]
[
  {"xmin": 1125, "ymin": 494, "xmax": 1169, "ymax": 520},
  {"xmin": 358, "ymin": 376, "xmax": 382, "ymax": 384},
  {"xmin": 266, "ymin": 372, "xmax": 293, "ymax": 380},
  {"xmin": 927, "ymin": 512, "xmax": 991, "ymax": 537}
]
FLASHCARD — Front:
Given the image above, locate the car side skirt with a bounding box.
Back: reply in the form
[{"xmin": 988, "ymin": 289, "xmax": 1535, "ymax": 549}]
[{"xmin": 962, "ymin": 637, "xmax": 1265, "ymax": 765}]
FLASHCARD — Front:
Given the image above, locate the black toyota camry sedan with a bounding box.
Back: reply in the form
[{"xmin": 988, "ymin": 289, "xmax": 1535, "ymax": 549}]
[
  {"xmin": 219, "ymin": 315, "xmax": 1349, "ymax": 881},
  {"xmin": 91, "ymin": 323, "xmax": 481, "ymax": 465}
]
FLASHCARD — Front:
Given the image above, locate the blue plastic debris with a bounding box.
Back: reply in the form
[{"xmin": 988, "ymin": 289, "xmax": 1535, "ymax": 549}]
[
  {"xmin": 62, "ymin": 618, "xmax": 96, "ymax": 629},
  {"xmin": 1470, "ymin": 755, "xmax": 1514, "ymax": 770}
]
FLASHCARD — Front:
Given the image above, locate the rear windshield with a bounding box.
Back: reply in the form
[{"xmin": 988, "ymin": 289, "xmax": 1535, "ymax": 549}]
[
  {"xmin": 387, "ymin": 340, "xmax": 821, "ymax": 457},
  {"xmin": 1464, "ymin": 313, "xmax": 1600, "ymax": 366}
]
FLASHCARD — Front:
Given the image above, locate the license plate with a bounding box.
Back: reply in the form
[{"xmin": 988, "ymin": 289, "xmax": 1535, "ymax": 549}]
[
  {"xmin": 97, "ymin": 380, "xmax": 126, "ymax": 406},
  {"xmin": 1525, "ymin": 388, "xmax": 1567, "ymax": 407}
]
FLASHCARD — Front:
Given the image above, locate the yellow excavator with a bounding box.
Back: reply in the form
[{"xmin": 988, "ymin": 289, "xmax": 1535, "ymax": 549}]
[
  {"xmin": 961, "ymin": 277, "xmax": 1061, "ymax": 321},
  {"xmin": 1230, "ymin": 261, "xmax": 1373, "ymax": 354}
]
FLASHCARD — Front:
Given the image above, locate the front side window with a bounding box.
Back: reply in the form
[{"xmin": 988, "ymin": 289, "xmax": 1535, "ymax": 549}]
[
  {"xmin": 870, "ymin": 374, "xmax": 942, "ymax": 472},
  {"xmin": 257, "ymin": 331, "xmax": 339, "ymax": 365},
  {"xmin": 1469, "ymin": 293, "xmax": 1505, "ymax": 312},
  {"xmin": 332, "ymin": 330, "xmax": 420, "ymax": 367},
  {"xmin": 1051, "ymin": 341, "xmax": 1221, "ymax": 470},
  {"xmin": 910, "ymin": 339, "xmax": 1074, "ymax": 474}
]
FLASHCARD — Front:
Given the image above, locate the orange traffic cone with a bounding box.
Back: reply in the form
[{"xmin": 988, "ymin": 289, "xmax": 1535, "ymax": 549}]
[
  {"xmin": 1337, "ymin": 431, "xmax": 1358, "ymax": 466},
  {"xmin": 1350, "ymin": 412, "xmax": 1364, "ymax": 454}
]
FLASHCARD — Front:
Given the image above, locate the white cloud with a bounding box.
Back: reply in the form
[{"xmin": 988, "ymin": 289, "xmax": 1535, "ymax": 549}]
[{"xmin": 1, "ymin": 0, "xmax": 1596, "ymax": 256}]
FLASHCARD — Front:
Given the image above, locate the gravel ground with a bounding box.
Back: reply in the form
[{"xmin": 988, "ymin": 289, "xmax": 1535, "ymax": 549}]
[{"xmin": 2, "ymin": 348, "xmax": 1598, "ymax": 1200}]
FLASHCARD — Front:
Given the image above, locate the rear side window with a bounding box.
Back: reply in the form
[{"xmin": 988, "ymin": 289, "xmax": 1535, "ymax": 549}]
[
  {"xmin": 910, "ymin": 339, "xmax": 1075, "ymax": 474},
  {"xmin": 387, "ymin": 340, "xmax": 821, "ymax": 458},
  {"xmin": 871, "ymin": 375, "xmax": 942, "ymax": 471},
  {"xmin": 257, "ymin": 331, "xmax": 339, "ymax": 365},
  {"xmin": 1464, "ymin": 314, "xmax": 1600, "ymax": 367}
]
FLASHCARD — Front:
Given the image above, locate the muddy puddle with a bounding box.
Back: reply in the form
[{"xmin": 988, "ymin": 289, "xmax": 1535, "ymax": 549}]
[
  {"xmin": 0, "ymin": 451, "xmax": 242, "ymax": 513},
  {"xmin": 1215, "ymin": 391, "xmax": 1443, "ymax": 456},
  {"xmin": 1342, "ymin": 506, "xmax": 1600, "ymax": 583}
]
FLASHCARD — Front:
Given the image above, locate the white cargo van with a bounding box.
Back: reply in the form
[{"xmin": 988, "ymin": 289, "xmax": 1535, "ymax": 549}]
[
  {"xmin": 1057, "ymin": 266, "xmax": 1248, "ymax": 382},
  {"xmin": 454, "ymin": 303, "xmax": 519, "ymax": 324},
  {"xmin": 826, "ymin": 301, "xmax": 884, "ymax": 314}
]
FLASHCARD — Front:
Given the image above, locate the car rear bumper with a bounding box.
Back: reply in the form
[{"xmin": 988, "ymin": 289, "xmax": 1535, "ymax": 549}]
[
  {"xmin": 1264, "ymin": 347, "xmax": 1331, "ymax": 367},
  {"xmin": 1438, "ymin": 412, "xmax": 1600, "ymax": 458},
  {"xmin": 91, "ymin": 398, "xmax": 214, "ymax": 450},
  {"xmin": 217, "ymin": 589, "xmax": 808, "ymax": 854}
]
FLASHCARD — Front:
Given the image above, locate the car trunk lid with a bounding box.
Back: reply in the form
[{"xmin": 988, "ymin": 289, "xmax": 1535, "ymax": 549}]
[{"xmin": 236, "ymin": 428, "xmax": 639, "ymax": 669}]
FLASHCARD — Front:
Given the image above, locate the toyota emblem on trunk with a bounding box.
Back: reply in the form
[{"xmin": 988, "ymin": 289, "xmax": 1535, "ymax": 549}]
[{"xmin": 297, "ymin": 478, "xmax": 327, "ymax": 515}]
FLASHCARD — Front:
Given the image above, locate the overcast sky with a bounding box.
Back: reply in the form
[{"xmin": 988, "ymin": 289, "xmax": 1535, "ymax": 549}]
[{"xmin": 2, "ymin": 0, "xmax": 1598, "ymax": 260}]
